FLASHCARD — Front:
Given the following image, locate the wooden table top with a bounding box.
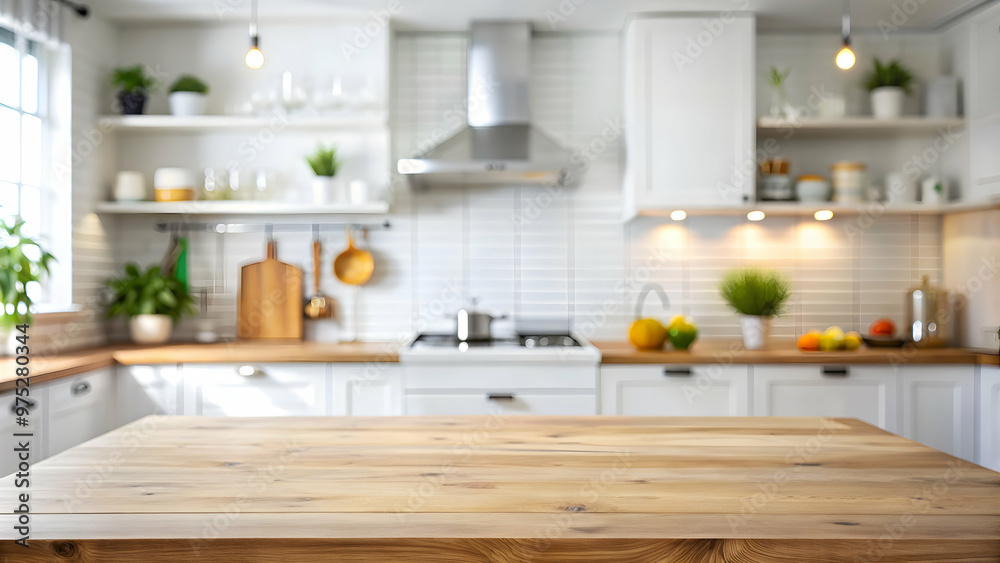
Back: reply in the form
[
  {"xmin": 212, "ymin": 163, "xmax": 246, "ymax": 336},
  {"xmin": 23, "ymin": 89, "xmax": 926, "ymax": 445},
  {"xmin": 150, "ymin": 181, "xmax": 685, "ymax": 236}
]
[{"xmin": 2, "ymin": 416, "xmax": 998, "ymax": 562}]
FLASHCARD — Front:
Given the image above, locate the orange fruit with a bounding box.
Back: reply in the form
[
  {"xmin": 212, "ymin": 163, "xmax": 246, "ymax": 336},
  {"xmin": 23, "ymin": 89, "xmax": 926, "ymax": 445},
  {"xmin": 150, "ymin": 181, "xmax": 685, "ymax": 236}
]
[{"xmin": 797, "ymin": 330, "xmax": 821, "ymax": 351}]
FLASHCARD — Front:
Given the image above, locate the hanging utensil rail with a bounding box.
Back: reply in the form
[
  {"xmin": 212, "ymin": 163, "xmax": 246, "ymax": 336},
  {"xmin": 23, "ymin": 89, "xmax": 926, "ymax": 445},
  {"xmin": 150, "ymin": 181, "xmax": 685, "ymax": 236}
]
[{"xmin": 153, "ymin": 221, "xmax": 391, "ymax": 234}]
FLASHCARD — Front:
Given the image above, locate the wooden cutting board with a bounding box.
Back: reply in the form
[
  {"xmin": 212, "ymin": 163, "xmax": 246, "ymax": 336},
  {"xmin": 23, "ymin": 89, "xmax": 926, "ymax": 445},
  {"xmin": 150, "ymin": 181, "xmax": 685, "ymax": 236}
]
[{"xmin": 237, "ymin": 241, "xmax": 303, "ymax": 340}]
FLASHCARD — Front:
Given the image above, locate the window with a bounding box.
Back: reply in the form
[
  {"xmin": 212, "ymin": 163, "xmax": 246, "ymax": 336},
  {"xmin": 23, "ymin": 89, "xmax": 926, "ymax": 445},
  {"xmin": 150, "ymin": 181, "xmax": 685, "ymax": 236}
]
[{"xmin": 0, "ymin": 25, "xmax": 69, "ymax": 309}]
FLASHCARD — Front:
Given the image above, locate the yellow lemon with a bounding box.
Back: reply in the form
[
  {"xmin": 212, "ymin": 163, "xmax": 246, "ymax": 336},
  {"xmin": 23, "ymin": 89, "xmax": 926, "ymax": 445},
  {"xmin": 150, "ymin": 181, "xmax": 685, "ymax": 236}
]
[
  {"xmin": 844, "ymin": 331, "xmax": 862, "ymax": 351},
  {"xmin": 629, "ymin": 318, "xmax": 667, "ymax": 350},
  {"xmin": 819, "ymin": 326, "xmax": 845, "ymax": 351}
]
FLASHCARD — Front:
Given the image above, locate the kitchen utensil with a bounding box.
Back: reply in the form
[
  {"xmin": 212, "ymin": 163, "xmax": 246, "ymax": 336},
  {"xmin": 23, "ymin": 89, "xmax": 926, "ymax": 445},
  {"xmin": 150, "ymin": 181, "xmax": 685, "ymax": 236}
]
[
  {"xmin": 831, "ymin": 161, "xmax": 866, "ymax": 203},
  {"xmin": 304, "ymin": 232, "xmax": 334, "ymax": 320},
  {"xmin": 113, "ymin": 171, "xmax": 146, "ymax": 201},
  {"xmin": 456, "ymin": 298, "xmax": 505, "ymax": 342},
  {"xmin": 238, "ymin": 237, "xmax": 304, "ymax": 340},
  {"xmin": 905, "ymin": 275, "xmax": 951, "ymax": 348},
  {"xmin": 795, "ymin": 175, "xmax": 830, "ymax": 202},
  {"xmin": 333, "ymin": 227, "xmax": 374, "ymax": 286}
]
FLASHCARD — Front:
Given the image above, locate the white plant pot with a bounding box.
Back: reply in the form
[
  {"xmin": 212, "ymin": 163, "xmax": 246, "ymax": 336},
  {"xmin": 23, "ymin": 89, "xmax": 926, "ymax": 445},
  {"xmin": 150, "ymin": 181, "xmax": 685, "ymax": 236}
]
[
  {"xmin": 312, "ymin": 176, "xmax": 344, "ymax": 205},
  {"xmin": 740, "ymin": 315, "xmax": 772, "ymax": 351},
  {"xmin": 870, "ymin": 87, "xmax": 905, "ymax": 120},
  {"xmin": 129, "ymin": 314, "xmax": 173, "ymax": 344},
  {"xmin": 168, "ymin": 92, "xmax": 208, "ymax": 116}
]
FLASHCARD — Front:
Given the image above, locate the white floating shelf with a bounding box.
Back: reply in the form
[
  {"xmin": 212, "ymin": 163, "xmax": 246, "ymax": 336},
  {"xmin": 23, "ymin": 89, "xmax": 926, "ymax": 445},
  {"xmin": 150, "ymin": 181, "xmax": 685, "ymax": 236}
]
[
  {"xmin": 97, "ymin": 113, "xmax": 388, "ymax": 132},
  {"xmin": 95, "ymin": 200, "xmax": 390, "ymax": 217},
  {"xmin": 756, "ymin": 116, "xmax": 965, "ymax": 136},
  {"xmin": 634, "ymin": 200, "xmax": 1000, "ymax": 219}
]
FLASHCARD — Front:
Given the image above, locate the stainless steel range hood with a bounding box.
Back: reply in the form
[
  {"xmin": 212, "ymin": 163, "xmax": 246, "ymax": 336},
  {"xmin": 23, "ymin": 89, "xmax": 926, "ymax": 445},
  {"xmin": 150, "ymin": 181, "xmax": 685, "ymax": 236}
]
[{"xmin": 396, "ymin": 22, "xmax": 582, "ymax": 188}]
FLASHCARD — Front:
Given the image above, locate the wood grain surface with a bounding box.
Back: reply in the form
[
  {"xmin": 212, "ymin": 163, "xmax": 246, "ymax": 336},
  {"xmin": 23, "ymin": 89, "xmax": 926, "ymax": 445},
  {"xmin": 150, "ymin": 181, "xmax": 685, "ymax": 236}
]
[
  {"xmin": 237, "ymin": 241, "xmax": 303, "ymax": 340},
  {"xmin": 1, "ymin": 416, "xmax": 997, "ymax": 561},
  {"xmin": 593, "ymin": 339, "xmax": 999, "ymax": 366}
]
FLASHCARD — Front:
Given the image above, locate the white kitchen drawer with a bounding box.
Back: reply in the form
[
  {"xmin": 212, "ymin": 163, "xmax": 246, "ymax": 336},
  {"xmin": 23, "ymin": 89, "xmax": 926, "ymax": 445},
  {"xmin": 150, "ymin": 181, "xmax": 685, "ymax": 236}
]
[
  {"xmin": 601, "ymin": 365, "xmax": 749, "ymax": 416},
  {"xmin": 118, "ymin": 364, "xmax": 183, "ymax": 421},
  {"xmin": 406, "ymin": 392, "xmax": 596, "ymax": 416},
  {"xmin": 48, "ymin": 369, "xmax": 115, "ymax": 412},
  {"xmin": 47, "ymin": 368, "xmax": 117, "ymax": 457},
  {"xmin": 183, "ymin": 363, "xmax": 330, "ymax": 417},
  {"xmin": 404, "ymin": 365, "xmax": 597, "ymax": 391},
  {"xmin": 753, "ymin": 364, "xmax": 897, "ymax": 431}
]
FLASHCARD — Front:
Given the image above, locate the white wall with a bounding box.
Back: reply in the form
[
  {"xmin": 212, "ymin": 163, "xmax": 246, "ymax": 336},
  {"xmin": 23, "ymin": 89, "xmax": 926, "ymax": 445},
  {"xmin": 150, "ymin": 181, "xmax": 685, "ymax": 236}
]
[
  {"xmin": 31, "ymin": 11, "xmax": 119, "ymax": 356},
  {"xmin": 107, "ymin": 30, "xmax": 943, "ymax": 345}
]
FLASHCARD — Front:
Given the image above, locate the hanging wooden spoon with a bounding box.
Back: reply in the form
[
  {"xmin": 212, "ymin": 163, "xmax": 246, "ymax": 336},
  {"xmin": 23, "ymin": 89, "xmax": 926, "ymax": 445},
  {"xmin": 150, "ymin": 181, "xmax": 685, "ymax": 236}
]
[{"xmin": 304, "ymin": 233, "xmax": 334, "ymax": 319}]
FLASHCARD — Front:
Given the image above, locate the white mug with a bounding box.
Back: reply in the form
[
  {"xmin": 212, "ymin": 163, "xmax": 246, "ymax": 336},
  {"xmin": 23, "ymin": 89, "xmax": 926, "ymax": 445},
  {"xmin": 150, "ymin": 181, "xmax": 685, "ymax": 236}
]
[
  {"xmin": 113, "ymin": 171, "xmax": 146, "ymax": 201},
  {"xmin": 885, "ymin": 173, "xmax": 917, "ymax": 206},
  {"xmin": 349, "ymin": 180, "xmax": 369, "ymax": 206},
  {"xmin": 921, "ymin": 176, "xmax": 945, "ymax": 205}
]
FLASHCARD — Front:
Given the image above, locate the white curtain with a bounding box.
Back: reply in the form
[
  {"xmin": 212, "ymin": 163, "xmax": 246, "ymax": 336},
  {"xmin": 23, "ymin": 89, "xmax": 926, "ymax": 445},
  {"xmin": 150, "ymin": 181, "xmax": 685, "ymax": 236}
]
[{"xmin": 0, "ymin": 0, "xmax": 64, "ymax": 45}]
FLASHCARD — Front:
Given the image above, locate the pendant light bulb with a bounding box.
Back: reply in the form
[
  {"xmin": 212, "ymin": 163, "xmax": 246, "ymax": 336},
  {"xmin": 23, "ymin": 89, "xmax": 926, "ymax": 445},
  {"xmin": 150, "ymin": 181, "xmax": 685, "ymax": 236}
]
[
  {"xmin": 245, "ymin": 0, "xmax": 263, "ymax": 69},
  {"xmin": 245, "ymin": 38, "xmax": 264, "ymax": 69},
  {"xmin": 836, "ymin": 45, "xmax": 855, "ymax": 70},
  {"xmin": 836, "ymin": 0, "xmax": 854, "ymax": 70}
]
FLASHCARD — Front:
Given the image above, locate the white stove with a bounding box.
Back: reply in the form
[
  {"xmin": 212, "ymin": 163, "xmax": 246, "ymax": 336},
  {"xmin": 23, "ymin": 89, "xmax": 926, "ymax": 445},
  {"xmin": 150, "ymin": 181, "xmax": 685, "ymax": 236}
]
[{"xmin": 400, "ymin": 332, "xmax": 602, "ymax": 365}]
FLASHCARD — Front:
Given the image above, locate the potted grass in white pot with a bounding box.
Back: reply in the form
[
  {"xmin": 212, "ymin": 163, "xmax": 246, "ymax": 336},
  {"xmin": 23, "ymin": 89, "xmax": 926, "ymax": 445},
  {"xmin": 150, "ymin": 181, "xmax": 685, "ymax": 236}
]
[
  {"xmin": 719, "ymin": 267, "xmax": 791, "ymax": 350},
  {"xmin": 864, "ymin": 58, "xmax": 915, "ymax": 120},
  {"xmin": 168, "ymin": 74, "xmax": 210, "ymax": 116},
  {"xmin": 306, "ymin": 143, "xmax": 343, "ymax": 205}
]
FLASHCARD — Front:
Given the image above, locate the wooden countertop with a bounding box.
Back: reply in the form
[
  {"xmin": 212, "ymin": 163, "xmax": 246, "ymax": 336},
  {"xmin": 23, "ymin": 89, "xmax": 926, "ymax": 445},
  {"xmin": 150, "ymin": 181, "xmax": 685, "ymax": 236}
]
[
  {"xmin": 593, "ymin": 339, "xmax": 999, "ymax": 366},
  {"xmin": 0, "ymin": 341, "xmax": 400, "ymax": 392},
  {"xmin": 2, "ymin": 416, "xmax": 997, "ymax": 561},
  {"xmin": 2, "ymin": 339, "xmax": 995, "ymax": 393}
]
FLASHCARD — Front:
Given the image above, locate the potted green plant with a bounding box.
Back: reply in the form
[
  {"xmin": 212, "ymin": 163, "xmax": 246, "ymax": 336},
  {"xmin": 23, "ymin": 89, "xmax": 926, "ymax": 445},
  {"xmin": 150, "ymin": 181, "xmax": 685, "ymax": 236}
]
[
  {"xmin": 864, "ymin": 58, "xmax": 915, "ymax": 119},
  {"xmin": 168, "ymin": 74, "xmax": 210, "ymax": 116},
  {"xmin": 305, "ymin": 143, "xmax": 342, "ymax": 204},
  {"xmin": 0, "ymin": 217, "xmax": 55, "ymax": 355},
  {"xmin": 111, "ymin": 65, "xmax": 158, "ymax": 115},
  {"xmin": 767, "ymin": 67, "xmax": 791, "ymax": 119},
  {"xmin": 719, "ymin": 267, "xmax": 790, "ymax": 350},
  {"xmin": 105, "ymin": 263, "xmax": 194, "ymax": 344}
]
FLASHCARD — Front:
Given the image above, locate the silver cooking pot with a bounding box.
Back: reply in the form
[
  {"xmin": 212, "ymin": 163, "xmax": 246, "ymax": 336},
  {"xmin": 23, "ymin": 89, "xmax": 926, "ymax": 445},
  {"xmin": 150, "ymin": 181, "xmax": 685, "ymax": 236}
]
[{"xmin": 456, "ymin": 299, "xmax": 505, "ymax": 342}]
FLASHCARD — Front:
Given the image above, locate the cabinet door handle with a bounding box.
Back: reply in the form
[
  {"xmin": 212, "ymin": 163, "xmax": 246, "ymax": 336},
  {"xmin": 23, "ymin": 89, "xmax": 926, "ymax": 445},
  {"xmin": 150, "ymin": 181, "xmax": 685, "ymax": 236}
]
[
  {"xmin": 238, "ymin": 366, "xmax": 265, "ymax": 378},
  {"xmin": 663, "ymin": 368, "xmax": 692, "ymax": 377},
  {"xmin": 822, "ymin": 367, "xmax": 849, "ymax": 377},
  {"xmin": 72, "ymin": 381, "xmax": 91, "ymax": 396},
  {"xmin": 10, "ymin": 398, "xmax": 36, "ymax": 414},
  {"xmin": 487, "ymin": 393, "xmax": 515, "ymax": 401}
]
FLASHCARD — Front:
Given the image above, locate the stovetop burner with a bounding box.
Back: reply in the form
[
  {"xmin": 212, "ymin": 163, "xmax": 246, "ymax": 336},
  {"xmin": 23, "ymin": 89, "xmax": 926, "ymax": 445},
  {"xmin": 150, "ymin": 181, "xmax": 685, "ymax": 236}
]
[{"xmin": 410, "ymin": 333, "xmax": 582, "ymax": 349}]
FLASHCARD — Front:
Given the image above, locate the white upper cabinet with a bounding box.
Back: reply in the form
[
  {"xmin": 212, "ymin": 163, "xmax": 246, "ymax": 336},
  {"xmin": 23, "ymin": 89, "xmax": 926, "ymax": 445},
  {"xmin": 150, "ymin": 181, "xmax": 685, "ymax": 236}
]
[
  {"xmin": 623, "ymin": 14, "xmax": 755, "ymax": 218},
  {"xmin": 970, "ymin": 2, "xmax": 1000, "ymax": 199}
]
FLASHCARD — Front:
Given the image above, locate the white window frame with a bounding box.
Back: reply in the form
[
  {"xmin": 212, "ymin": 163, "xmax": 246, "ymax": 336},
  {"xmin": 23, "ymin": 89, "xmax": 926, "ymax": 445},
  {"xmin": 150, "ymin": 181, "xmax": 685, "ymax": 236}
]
[{"xmin": 0, "ymin": 24, "xmax": 71, "ymax": 311}]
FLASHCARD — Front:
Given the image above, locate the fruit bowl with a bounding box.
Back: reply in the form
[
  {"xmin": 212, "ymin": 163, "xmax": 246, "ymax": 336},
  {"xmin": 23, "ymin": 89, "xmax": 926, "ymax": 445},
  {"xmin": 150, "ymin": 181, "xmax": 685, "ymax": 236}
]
[{"xmin": 862, "ymin": 335, "xmax": 906, "ymax": 348}]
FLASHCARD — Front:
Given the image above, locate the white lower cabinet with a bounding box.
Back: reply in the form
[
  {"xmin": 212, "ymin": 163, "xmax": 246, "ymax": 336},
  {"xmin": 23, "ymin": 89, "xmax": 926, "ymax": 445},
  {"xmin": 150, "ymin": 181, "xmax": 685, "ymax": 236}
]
[
  {"xmin": 46, "ymin": 368, "xmax": 117, "ymax": 457},
  {"xmin": 0, "ymin": 384, "xmax": 45, "ymax": 477},
  {"xmin": 332, "ymin": 363, "xmax": 403, "ymax": 416},
  {"xmin": 600, "ymin": 365, "xmax": 749, "ymax": 416},
  {"xmin": 898, "ymin": 365, "xmax": 976, "ymax": 461},
  {"xmin": 117, "ymin": 364, "xmax": 183, "ymax": 422},
  {"xmin": 182, "ymin": 363, "xmax": 330, "ymax": 416},
  {"xmin": 406, "ymin": 392, "xmax": 595, "ymax": 416},
  {"xmin": 979, "ymin": 365, "xmax": 1000, "ymax": 472},
  {"xmin": 752, "ymin": 365, "xmax": 897, "ymax": 431}
]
